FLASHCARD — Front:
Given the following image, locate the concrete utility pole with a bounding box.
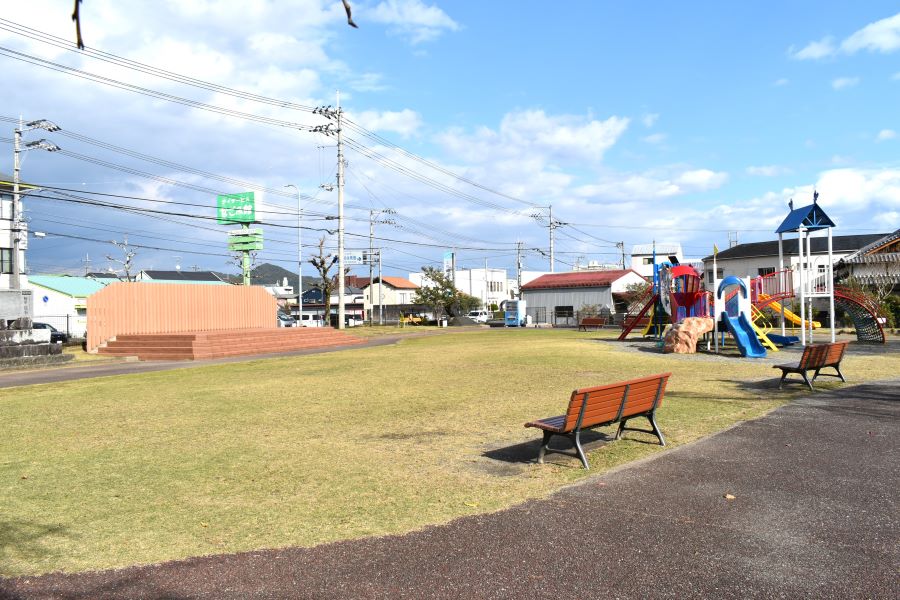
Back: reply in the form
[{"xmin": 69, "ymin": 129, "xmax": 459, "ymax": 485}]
[
  {"xmin": 516, "ymin": 241, "xmax": 523, "ymax": 296},
  {"xmin": 618, "ymin": 241, "xmax": 625, "ymax": 270},
  {"xmin": 285, "ymin": 184, "xmax": 303, "ymax": 324},
  {"xmin": 12, "ymin": 118, "xmax": 60, "ymax": 289},
  {"xmin": 368, "ymin": 208, "xmax": 394, "ymax": 324},
  {"xmin": 313, "ymin": 94, "xmax": 346, "ymax": 329},
  {"xmin": 336, "ymin": 92, "xmax": 345, "ymax": 330},
  {"xmin": 549, "ymin": 204, "xmax": 555, "ymax": 273}
]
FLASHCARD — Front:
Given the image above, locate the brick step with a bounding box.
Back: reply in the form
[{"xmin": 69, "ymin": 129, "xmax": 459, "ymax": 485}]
[
  {"xmin": 97, "ymin": 328, "xmax": 366, "ymax": 361},
  {"xmin": 100, "ymin": 337, "xmax": 363, "ymax": 357}
]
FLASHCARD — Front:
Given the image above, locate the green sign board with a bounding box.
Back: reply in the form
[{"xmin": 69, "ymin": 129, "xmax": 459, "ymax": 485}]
[
  {"xmin": 228, "ymin": 228, "xmax": 263, "ymax": 251},
  {"xmin": 217, "ymin": 192, "xmax": 256, "ymax": 224}
]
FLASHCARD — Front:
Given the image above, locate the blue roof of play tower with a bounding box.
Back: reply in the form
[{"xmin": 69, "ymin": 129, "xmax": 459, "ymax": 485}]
[{"xmin": 775, "ymin": 197, "xmax": 836, "ymax": 234}]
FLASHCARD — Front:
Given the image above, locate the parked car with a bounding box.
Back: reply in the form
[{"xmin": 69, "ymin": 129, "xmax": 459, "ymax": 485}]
[
  {"xmin": 276, "ymin": 313, "xmax": 297, "ymax": 327},
  {"xmin": 32, "ymin": 322, "xmax": 69, "ymax": 343},
  {"xmin": 466, "ymin": 310, "xmax": 492, "ymax": 323},
  {"xmin": 299, "ymin": 314, "xmax": 325, "ymax": 328}
]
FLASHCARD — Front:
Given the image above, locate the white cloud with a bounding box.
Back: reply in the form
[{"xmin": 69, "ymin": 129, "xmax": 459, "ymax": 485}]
[
  {"xmin": 816, "ymin": 168, "xmax": 900, "ymax": 210},
  {"xmin": 773, "ymin": 78, "xmax": 789, "ymax": 87},
  {"xmin": 789, "ymin": 36, "xmax": 836, "ymax": 60},
  {"xmin": 876, "ymin": 129, "xmax": 897, "ymax": 141},
  {"xmin": 791, "ymin": 13, "xmax": 900, "ymax": 61},
  {"xmin": 841, "ymin": 13, "xmax": 900, "ymax": 54},
  {"xmin": 831, "ymin": 77, "xmax": 860, "ymax": 90},
  {"xmin": 573, "ymin": 167, "xmax": 728, "ymax": 201},
  {"xmin": 352, "ymin": 109, "xmax": 423, "ymax": 138},
  {"xmin": 894, "ymin": 72, "xmax": 900, "ymax": 80},
  {"xmin": 746, "ymin": 165, "xmax": 791, "ymax": 177},
  {"xmin": 642, "ymin": 133, "xmax": 666, "ymax": 145},
  {"xmin": 437, "ymin": 109, "xmax": 630, "ymax": 165},
  {"xmin": 369, "ymin": 0, "xmax": 460, "ymax": 44},
  {"xmin": 642, "ymin": 113, "xmax": 659, "ymax": 128}
]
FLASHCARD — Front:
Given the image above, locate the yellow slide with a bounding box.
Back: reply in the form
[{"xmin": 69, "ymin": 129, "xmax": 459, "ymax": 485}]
[{"xmin": 759, "ymin": 295, "xmax": 820, "ymax": 328}]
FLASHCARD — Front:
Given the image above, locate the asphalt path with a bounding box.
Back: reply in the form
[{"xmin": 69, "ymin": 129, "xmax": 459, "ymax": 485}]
[
  {"xmin": 0, "ymin": 336, "xmax": 400, "ymax": 389},
  {"xmin": 1, "ymin": 379, "xmax": 897, "ymax": 599}
]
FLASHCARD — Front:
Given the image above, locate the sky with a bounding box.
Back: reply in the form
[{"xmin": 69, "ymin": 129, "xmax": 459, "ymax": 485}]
[{"xmin": 2, "ymin": 1, "xmax": 899, "ymax": 282}]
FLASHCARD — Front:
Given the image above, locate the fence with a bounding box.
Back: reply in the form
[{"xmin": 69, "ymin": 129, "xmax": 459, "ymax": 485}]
[
  {"xmin": 87, "ymin": 282, "xmax": 277, "ymax": 352},
  {"xmin": 32, "ymin": 315, "xmax": 87, "ymax": 340}
]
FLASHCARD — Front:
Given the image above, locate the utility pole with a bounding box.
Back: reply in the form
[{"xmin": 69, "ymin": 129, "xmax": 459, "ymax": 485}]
[
  {"xmin": 549, "ymin": 204, "xmax": 555, "ymax": 273},
  {"xmin": 618, "ymin": 241, "xmax": 625, "ymax": 270},
  {"xmin": 285, "ymin": 184, "xmax": 303, "ymax": 324},
  {"xmin": 378, "ymin": 247, "xmax": 384, "ymax": 325},
  {"xmin": 12, "ymin": 118, "xmax": 60, "ymax": 290},
  {"xmin": 516, "ymin": 241, "xmax": 523, "ymax": 296},
  {"xmin": 313, "ymin": 93, "xmax": 346, "ymax": 329},
  {"xmin": 82, "ymin": 253, "xmax": 92, "ymax": 276},
  {"xmin": 368, "ymin": 208, "xmax": 395, "ymax": 325}
]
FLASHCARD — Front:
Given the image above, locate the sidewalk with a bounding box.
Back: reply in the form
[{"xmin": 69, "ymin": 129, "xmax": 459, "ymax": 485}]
[{"xmin": 2, "ymin": 380, "xmax": 897, "ymax": 599}]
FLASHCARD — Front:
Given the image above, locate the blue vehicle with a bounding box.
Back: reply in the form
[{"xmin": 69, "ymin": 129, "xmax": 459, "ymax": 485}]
[{"xmin": 505, "ymin": 299, "xmax": 526, "ymax": 327}]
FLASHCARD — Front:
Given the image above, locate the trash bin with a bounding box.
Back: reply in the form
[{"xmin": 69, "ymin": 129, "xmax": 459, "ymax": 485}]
[{"xmin": 439, "ymin": 318, "xmax": 448, "ymax": 328}]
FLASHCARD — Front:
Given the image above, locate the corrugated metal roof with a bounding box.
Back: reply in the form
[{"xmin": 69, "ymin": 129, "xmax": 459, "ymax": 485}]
[
  {"xmin": 29, "ymin": 275, "xmax": 110, "ymax": 297},
  {"xmin": 521, "ymin": 269, "xmax": 636, "ymax": 290}
]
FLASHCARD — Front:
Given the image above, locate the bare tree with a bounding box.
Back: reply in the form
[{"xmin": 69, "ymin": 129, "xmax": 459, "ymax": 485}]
[
  {"xmin": 106, "ymin": 237, "xmax": 136, "ymax": 282},
  {"xmin": 308, "ymin": 237, "xmax": 347, "ymax": 325}
]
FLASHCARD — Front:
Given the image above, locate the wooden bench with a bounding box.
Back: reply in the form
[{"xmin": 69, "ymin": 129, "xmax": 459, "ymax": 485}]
[
  {"xmin": 578, "ymin": 316, "xmax": 607, "ymax": 331},
  {"xmin": 524, "ymin": 373, "xmax": 671, "ymax": 469},
  {"xmin": 773, "ymin": 341, "xmax": 848, "ymax": 390}
]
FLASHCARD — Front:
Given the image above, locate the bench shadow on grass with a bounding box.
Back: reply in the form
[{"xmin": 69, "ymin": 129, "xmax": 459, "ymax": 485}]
[{"xmin": 483, "ymin": 428, "xmax": 663, "ymax": 472}]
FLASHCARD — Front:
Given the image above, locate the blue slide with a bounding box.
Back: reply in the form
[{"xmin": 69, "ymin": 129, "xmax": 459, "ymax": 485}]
[{"xmin": 722, "ymin": 313, "xmax": 767, "ymax": 358}]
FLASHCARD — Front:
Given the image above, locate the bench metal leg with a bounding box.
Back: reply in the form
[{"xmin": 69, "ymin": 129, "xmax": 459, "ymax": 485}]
[
  {"xmin": 536, "ymin": 430, "xmax": 553, "ymax": 464},
  {"xmin": 812, "ymin": 366, "xmax": 845, "ymax": 383},
  {"xmin": 572, "ymin": 430, "xmax": 589, "ymax": 469},
  {"xmin": 617, "ymin": 415, "xmax": 666, "ymax": 446}
]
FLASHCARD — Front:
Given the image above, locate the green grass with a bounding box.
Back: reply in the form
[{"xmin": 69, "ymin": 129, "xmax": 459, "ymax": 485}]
[{"xmin": 1, "ymin": 328, "xmax": 897, "ymax": 576}]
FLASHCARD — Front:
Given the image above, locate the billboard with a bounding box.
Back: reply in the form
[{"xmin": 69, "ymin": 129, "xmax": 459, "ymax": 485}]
[{"xmin": 217, "ymin": 192, "xmax": 256, "ymax": 224}]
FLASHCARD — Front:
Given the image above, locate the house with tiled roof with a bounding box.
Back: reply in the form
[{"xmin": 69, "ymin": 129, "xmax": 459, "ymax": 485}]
[
  {"xmin": 700, "ymin": 233, "xmax": 888, "ymax": 291},
  {"xmin": 27, "ymin": 274, "xmax": 113, "ymax": 338},
  {"xmin": 520, "ymin": 269, "xmax": 646, "ymax": 326},
  {"xmin": 362, "ymin": 276, "xmax": 419, "ymax": 320},
  {"xmin": 835, "ymin": 229, "xmax": 900, "ymax": 286}
]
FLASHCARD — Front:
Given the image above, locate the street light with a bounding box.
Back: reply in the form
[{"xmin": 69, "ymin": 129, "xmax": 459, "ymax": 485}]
[
  {"xmin": 284, "ymin": 184, "xmax": 303, "ymax": 326},
  {"xmin": 12, "ymin": 118, "xmax": 61, "ymax": 290}
]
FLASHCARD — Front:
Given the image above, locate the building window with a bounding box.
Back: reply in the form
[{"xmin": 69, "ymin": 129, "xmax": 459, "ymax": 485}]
[
  {"xmin": 643, "ymin": 257, "xmax": 654, "ymax": 265},
  {"xmin": 0, "ymin": 248, "xmax": 12, "ymax": 274},
  {"xmin": 758, "ymin": 267, "xmax": 775, "ymax": 276},
  {"xmin": 554, "ymin": 305, "xmax": 574, "ymax": 318}
]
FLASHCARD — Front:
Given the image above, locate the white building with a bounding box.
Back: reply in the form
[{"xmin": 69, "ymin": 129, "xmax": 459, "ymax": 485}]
[
  {"xmin": 0, "ymin": 174, "xmax": 31, "ymax": 291},
  {"xmin": 630, "ymin": 243, "xmax": 683, "ymax": 278},
  {"xmin": 410, "ymin": 268, "xmax": 510, "ymax": 309},
  {"xmin": 27, "ymin": 275, "xmax": 111, "ymax": 338}
]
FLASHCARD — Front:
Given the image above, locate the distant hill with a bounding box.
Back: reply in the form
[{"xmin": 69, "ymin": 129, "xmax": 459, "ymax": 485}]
[{"xmin": 213, "ymin": 263, "xmax": 317, "ymax": 291}]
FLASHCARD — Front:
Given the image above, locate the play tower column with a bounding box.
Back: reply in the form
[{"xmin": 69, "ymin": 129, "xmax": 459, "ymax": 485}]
[{"xmin": 775, "ymin": 191, "xmax": 836, "ymax": 346}]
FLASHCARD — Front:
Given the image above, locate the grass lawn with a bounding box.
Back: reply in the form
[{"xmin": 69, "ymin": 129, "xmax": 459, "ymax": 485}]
[{"xmin": 1, "ymin": 328, "xmax": 897, "ymax": 576}]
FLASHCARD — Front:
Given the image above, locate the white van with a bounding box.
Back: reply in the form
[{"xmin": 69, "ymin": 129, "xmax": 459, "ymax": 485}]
[
  {"xmin": 299, "ymin": 314, "xmax": 325, "ymax": 328},
  {"xmin": 466, "ymin": 310, "xmax": 491, "ymax": 323}
]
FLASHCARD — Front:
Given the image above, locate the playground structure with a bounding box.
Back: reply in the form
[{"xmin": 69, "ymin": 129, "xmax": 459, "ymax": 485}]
[
  {"xmin": 618, "ymin": 193, "xmax": 886, "ymax": 350},
  {"xmin": 617, "ymin": 263, "xmax": 712, "ymax": 342}
]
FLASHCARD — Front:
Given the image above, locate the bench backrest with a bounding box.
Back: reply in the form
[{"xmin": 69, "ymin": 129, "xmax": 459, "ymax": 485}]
[
  {"xmin": 798, "ymin": 342, "xmax": 847, "ymax": 369},
  {"xmin": 581, "ymin": 317, "xmax": 606, "ymax": 325},
  {"xmin": 822, "ymin": 341, "xmax": 848, "ymax": 366},
  {"xmin": 563, "ymin": 373, "xmax": 671, "ymax": 431}
]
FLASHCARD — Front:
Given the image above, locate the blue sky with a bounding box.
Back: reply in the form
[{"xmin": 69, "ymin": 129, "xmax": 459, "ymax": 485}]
[{"xmin": 3, "ymin": 1, "xmax": 899, "ymax": 279}]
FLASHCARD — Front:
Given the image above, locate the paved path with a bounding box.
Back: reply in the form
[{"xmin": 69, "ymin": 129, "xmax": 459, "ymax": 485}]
[
  {"xmin": 0, "ymin": 336, "xmax": 400, "ymax": 389},
  {"xmin": 1, "ymin": 380, "xmax": 897, "ymax": 599}
]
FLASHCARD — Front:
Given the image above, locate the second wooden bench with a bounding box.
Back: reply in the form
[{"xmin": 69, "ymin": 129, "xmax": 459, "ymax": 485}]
[
  {"xmin": 524, "ymin": 373, "xmax": 671, "ymax": 469},
  {"xmin": 773, "ymin": 341, "xmax": 848, "ymax": 390}
]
